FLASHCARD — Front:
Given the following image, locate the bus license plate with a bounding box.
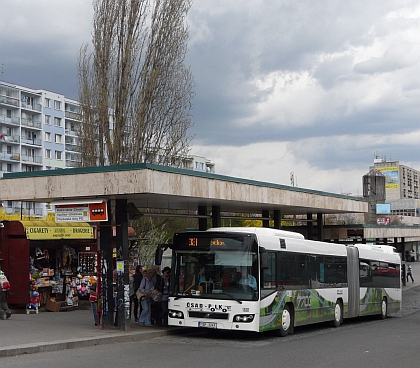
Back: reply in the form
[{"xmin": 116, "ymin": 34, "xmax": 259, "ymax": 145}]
[{"xmin": 198, "ymin": 322, "xmax": 217, "ymax": 329}]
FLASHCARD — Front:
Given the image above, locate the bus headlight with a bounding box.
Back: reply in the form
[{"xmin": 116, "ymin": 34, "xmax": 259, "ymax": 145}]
[
  {"xmin": 233, "ymin": 314, "xmax": 255, "ymax": 323},
  {"xmin": 169, "ymin": 310, "xmax": 184, "ymax": 319}
]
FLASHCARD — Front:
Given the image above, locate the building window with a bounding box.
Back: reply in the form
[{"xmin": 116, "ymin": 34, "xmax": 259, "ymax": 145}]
[
  {"xmin": 45, "ymin": 115, "xmax": 51, "ymax": 125},
  {"xmin": 45, "ymin": 132, "xmax": 51, "ymax": 142},
  {"xmin": 45, "ymin": 149, "xmax": 51, "ymax": 159},
  {"xmin": 55, "ymin": 134, "xmax": 62, "ymax": 144},
  {"xmin": 55, "ymin": 150, "xmax": 62, "ymax": 160},
  {"xmin": 6, "ymin": 109, "xmax": 11, "ymax": 118},
  {"xmin": 54, "ymin": 100, "xmax": 61, "ymax": 110},
  {"xmin": 54, "ymin": 117, "xmax": 62, "ymax": 127},
  {"xmin": 45, "ymin": 98, "xmax": 51, "ymax": 108},
  {"xmin": 6, "ymin": 146, "xmax": 12, "ymax": 154},
  {"xmin": 6, "ymin": 164, "xmax": 12, "ymax": 173}
]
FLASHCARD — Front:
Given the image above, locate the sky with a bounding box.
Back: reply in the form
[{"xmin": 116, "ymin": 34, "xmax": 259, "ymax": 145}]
[{"xmin": 2, "ymin": 0, "xmax": 420, "ymax": 196}]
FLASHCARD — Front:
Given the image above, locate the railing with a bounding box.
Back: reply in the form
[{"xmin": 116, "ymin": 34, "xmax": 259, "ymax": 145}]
[
  {"xmin": 65, "ymin": 144, "xmax": 79, "ymax": 152},
  {"xmin": 21, "ymin": 117, "xmax": 42, "ymax": 129},
  {"xmin": 21, "ymin": 137, "xmax": 42, "ymax": 146},
  {"xmin": 21, "ymin": 154, "xmax": 43, "ymax": 164},
  {"xmin": 0, "ymin": 134, "xmax": 20, "ymax": 143},
  {"xmin": 21, "ymin": 103, "xmax": 42, "ymax": 112},
  {"xmin": 65, "ymin": 111, "xmax": 80, "ymax": 120},
  {"xmin": 0, "ymin": 151, "xmax": 20, "ymax": 161},
  {"xmin": 0, "ymin": 95, "xmax": 19, "ymax": 107},
  {"xmin": 0, "ymin": 114, "xmax": 20, "ymax": 125}
]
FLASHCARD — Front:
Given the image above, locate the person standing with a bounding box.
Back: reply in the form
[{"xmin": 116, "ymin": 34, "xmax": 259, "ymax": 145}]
[
  {"xmin": 407, "ymin": 264, "xmax": 414, "ymax": 283},
  {"xmin": 132, "ymin": 265, "xmax": 143, "ymax": 322},
  {"xmin": 0, "ymin": 270, "xmax": 11, "ymax": 320},
  {"xmin": 139, "ymin": 269, "xmax": 153, "ymax": 326},
  {"xmin": 89, "ymin": 282, "xmax": 99, "ymax": 326},
  {"xmin": 150, "ymin": 265, "xmax": 162, "ymax": 325},
  {"xmin": 157, "ymin": 267, "xmax": 171, "ymax": 327}
]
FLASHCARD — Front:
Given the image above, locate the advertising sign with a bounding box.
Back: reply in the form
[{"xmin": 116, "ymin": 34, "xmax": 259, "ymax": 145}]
[
  {"xmin": 377, "ymin": 217, "xmax": 391, "ymax": 225},
  {"xmin": 375, "ymin": 166, "xmax": 399, "ymax": 189},
  {"xmin": 376, "ymin": 203, "xmax": 391, "ymax": 215},
  {"xmin": 55, "ymin": 201, "xmax": 108, "ymax": 222}
]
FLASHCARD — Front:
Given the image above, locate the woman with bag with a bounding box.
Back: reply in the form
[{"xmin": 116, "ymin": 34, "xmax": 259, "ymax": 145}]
[
  {"xmin": 89, "ymin": 282, "xmax": 99, "ymax": 326},
  {"xmin": 157, "ymin": 267, "xmax": 171, "ymax": 327},
  {"xmin": 138, "ymin": 269, "xmax": 154, "ymax": 326}
]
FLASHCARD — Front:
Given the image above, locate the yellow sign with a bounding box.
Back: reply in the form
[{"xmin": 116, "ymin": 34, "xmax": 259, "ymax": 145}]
[{"xmin": 25, "ymin": 226, "xmax": 94, "ymax": 240}]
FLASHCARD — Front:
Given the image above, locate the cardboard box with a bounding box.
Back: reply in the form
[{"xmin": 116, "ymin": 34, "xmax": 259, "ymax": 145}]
[{"xmin": 45, "ymin": 298, "xmax": 62, "ymax": 312}]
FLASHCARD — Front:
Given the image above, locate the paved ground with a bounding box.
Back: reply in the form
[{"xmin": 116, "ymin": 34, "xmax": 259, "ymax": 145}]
[{"xmin": 1, "ymin": 261, "xmax": 419, "ymax": 358}]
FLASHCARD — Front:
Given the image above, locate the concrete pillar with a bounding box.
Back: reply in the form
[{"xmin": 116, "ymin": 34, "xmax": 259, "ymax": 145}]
[
  {"xmin": 99, "ymin": 202, "xmax": 114, "ymax": 329},
  {"xmin": 273, "ymin": 210, "xmax": 281, "ymax": 229},
  {"xmin": 262, "ymin": 210, "xmax": 270, "ymax": 228},
  {"xmin": 307, "ymin": 213, "xmax": 313, "ymax": 240},
  {"xmin": 316, "ymin": 213, "xmax": 324, "ymax": 241},
  {"xmin": 115, "ymin": 199, "xmax": 130, "ymax": 331},
  {"xmin": 198, "ymin": 206, "xmax": 207, "ymax": 231},
  {"xmin": 212, "ymin": 206, "xmax": 221, "ymax": 228}
]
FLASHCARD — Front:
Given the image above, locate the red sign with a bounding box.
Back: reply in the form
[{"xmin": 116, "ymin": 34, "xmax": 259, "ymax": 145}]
[{"xmin": 377, "ymin": 217, "xmax": 390, "ymax": 225}]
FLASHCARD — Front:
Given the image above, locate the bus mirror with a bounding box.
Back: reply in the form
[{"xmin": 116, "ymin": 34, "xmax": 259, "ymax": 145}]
[{"xmin": 155, "ymin": 244, "xmax": 169, "ymax": 266}]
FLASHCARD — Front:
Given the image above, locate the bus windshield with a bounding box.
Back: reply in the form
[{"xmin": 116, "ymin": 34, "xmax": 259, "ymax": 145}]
[{"xmin": 170, "ymin": 232, "xmax": 259, "ymax": 301}]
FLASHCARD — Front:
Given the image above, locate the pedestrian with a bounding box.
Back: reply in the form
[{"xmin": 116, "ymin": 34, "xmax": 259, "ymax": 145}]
[
  {"xmin": 132, "ymin": 265, "xmax": 143, "ymax": 321},
  {"xmin": 0, "ymin": 270, "xmax": 11, "ymax": 320},
  {"xmin": 407, "ymin": 264, "xmax": 414, "ymax": 283},
  {"xmin": 129, "ymin": 271, "xmax": 136, "ymax": 321},
  {"xmin": 157, "ymin": 267, "xmax": 171, "ymax": 327},
  {"xmin": 89, "ymin": 282, "xmax": 99, "ymax": 326},
  {"xmin": 150, "ymin": 265, "xmax": 162, "ymax": 325},
  {"xmin": 139, "ymin": 269, "xmax": 153, "ymax": 327}
]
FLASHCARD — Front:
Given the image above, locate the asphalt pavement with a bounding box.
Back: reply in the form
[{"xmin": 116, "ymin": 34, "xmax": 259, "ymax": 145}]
[{"xmin": 1, "ymin": 261, "xmax": 420, "ymax": 358}]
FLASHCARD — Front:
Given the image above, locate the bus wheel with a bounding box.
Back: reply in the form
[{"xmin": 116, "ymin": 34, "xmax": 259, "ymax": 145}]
[
  {"xmin": 278, "ymin": 305, "xmax": 292, "ymax": 337},
  {"xmin": 380, "ymin": 298, "xmax": 387, "ymax": 320},
  {"xmin": 332, "ymin": 301, "xmax": 342, "ymax": 327}
]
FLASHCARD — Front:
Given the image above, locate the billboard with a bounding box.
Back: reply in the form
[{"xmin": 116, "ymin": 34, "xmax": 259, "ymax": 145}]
[
  {"xmin": 376, "ymin": 203, "xmax": 391, "ymax": 215},
  {"xmin": 375, "ymin": 166, "xmax": 399, "ymax": 189}
]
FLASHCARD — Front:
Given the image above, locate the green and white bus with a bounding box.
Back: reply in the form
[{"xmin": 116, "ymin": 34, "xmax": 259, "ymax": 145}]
[{"xmin": 165, "ymin": 227, "xmax": 401, "ymax": 336}]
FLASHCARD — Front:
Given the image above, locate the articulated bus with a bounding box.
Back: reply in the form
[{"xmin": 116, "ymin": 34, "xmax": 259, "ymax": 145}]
[{"xmin": 162, "ymin": 227, "xmax": 401, "ymax": 336}]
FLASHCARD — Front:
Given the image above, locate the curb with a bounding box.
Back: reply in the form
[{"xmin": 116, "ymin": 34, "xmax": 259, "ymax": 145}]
[{"xmin": 0, "ymin": 327, "xmax": 192, "ymax": 358}]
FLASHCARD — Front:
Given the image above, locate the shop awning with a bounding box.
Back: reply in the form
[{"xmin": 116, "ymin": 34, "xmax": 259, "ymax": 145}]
[{"xmin": 20, "ymin": 221, "xmax": 95, "ymax": 240}]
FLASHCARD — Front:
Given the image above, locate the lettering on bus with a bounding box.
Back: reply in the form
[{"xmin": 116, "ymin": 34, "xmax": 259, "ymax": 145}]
[
  {"xmin": 186, "ymin": 302, "xmax": 232, "ymax": 312},
  {"xmin": 296, "ymin": 294, "xmax": 311, "ymax": 308},
  {"xmin": 210, "ymin": 239, "xmax": 226, "ymax": 246},
  {"xmin": 188, "ymin": 238, "xmax": 198, "ymax": 247}
]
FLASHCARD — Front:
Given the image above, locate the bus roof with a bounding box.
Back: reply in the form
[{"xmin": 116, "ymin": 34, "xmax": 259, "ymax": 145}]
[{"xmin": 206, "ymin": 227, "xmax": 305, "ymax": 240}]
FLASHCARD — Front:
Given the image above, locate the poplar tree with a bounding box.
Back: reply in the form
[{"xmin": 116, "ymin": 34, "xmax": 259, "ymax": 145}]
[{"xmin": 77, "ymin": 0, "xmax": 194, "ymax": 166}]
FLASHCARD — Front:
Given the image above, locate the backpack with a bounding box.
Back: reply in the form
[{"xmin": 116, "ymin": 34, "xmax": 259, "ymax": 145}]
[{"xmin": 0, "ymin": 271, "xmax": 10, "ymax": 292}]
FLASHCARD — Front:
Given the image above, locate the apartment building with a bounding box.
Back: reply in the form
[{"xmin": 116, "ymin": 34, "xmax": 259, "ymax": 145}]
[
  {"xmin": 370, "ymin": 155, "xmax": 420, "ymax": 220},
  {"xmin": 0, "ymin": 80, "xmax": 214, "ymax": 217}
]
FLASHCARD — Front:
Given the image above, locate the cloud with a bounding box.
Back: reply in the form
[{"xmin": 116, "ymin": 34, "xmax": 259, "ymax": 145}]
[{"xmin": 2, "ymin": 0, "xmax": 420, "ymax": 196}]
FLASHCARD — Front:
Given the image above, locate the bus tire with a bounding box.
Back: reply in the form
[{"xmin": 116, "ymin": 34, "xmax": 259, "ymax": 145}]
[
  {"xmin": 380, "ymin": 298, "xmax": 387, "ymax": 320},
  {"xmin": 278, "ymin": 305, "xmax": 292, "ymax": 337},
  {"xmin": 332, "ymin": 301, "xmax": 343, "ymax": 327}
]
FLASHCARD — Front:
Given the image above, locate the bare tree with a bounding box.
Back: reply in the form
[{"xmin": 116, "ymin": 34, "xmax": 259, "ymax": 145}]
[{"xmin": 77, "ymin": 0, "xmax": 194, "ymax": 167}]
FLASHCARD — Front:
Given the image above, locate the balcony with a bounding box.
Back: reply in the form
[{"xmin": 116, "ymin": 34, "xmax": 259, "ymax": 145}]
[
  {"xmin": 0, "ymin": 95, "xmax": 19, "ymax": 107},
  {"xmin": 21, "ymin": 103, "xmax": 42, "ymax": 112},
  {"xmin": 65, "ymin": 111, "xmax": 80, "ymax": 120},
  {"xmin": 21, "ymin": 137, "xmax": 42, "ymax": 146},
  {"xmin": 0, "ymin": 151, "xmax": 20, "ymax": 161},
  {"xmin": 0, "ymin": 114, "xmax": 20, "ymax": 126},
  {"xmin": 0, "ymin": 134, "xmax": 20, "ymax": 144},
  {"xmin": 21, "ymin": 154, "xmax": 42, "ymax": 164},
  {"xmin": 21, "ymin": 117, "xmax": 42, "ymax": 129}
]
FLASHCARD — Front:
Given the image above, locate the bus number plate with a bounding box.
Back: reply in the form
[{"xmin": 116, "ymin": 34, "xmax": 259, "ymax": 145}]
[{"xmin": 198, "ymin": 322, "xmax": 217, "ymax": 329}]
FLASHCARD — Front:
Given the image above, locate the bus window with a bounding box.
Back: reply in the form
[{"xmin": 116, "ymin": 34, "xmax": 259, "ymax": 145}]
[{"xmin": 261, "ymin": 252, "xmax": 276, "ymax": 297}]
